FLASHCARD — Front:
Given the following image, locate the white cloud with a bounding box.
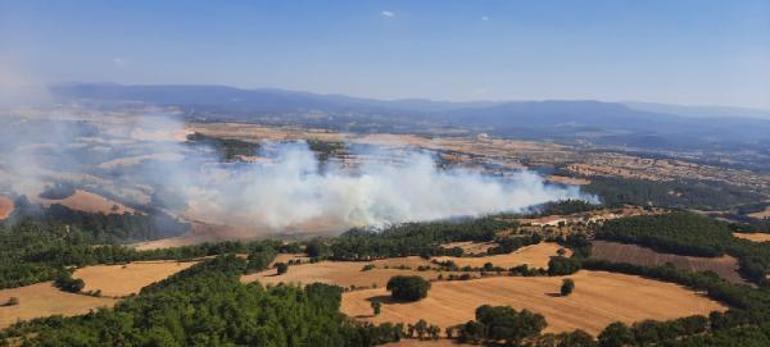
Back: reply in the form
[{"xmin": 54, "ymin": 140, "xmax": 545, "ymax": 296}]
[{"xmin": 381, "ymin": 10, "xmax": 395, "ymax": 18}]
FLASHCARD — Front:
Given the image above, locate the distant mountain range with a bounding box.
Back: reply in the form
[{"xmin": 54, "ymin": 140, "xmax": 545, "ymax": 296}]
[{"xmin": 51, "ymin": 83, "xmax": 770, "ymax": 151}]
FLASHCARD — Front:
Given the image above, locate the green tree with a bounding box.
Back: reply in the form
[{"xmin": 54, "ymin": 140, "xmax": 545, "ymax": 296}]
[
  {"xmin": 275, "ymin": 262, "xmax": 288, "ymax": 275},
  {"xmin": 598, "ymin": 322, "xmax": 635, "ymax": 347},
  {"xmin": 371, "ymin": 300, "xmax": 382, "ymax": 316},
  {"xmin": 561, "ymin": 278, "xmax": 575, "ymax": 296},
  {"xmin": 386, "ymin": 276, "xmax": 431, "ymax": 301}
]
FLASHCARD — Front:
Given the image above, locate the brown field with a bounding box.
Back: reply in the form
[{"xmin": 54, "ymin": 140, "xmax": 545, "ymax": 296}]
[
  {"xmin": 241, "ymin": 257, "xmax": 452, "ymax": 289},
  {"xmin": 39, "ymin": 190, "xmax": 136, "ymax": 215},
  {"xmin": 440, "ymin": 241, "xmax": 496, "ymax": 255},
  {"xmin": 546, "ymin": 175, "xmax": 591, "ymax": 186},
  {"xmin": 748, "ymin": 206, "xmax": 770, "ymax": 219},
  {"xmin": 380, "ymin": 339, "xmax": 471, "ymax": 347},
  {"xmin": 591, "ymin": 241, "xmax": 747, "ymax": 284},
  {"xmin": 734, "ymin": 232, "xmax": 770, "ymax": 243},
  {"xmin": 341, "ymin": 271, "xmax": 726, "ymax": 336},
  {"xmin": 73, "ymin": 260, "xmax": 199, "ymax": 297},
  {"xmin": 0, "ymin": 196, "xmax": 13, "ymax": 219},
  {"xmin": 432, "ymin": 242, "xmax": 568, "ymax": 269},
  {"xmin": 0, "ymin": 282, "xmax": 117, "ymax": 329}
]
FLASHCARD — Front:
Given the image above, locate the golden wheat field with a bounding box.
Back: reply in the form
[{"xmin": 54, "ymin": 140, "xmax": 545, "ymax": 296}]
[
  {"xmin": 0, "ymin": 282, "xmax": 118, "ymax": 329},
  {"xmin": 72, "ymin": 260, "xmax": 199, "ymax": 297},
  {"xmin": 341, "ymin": 270, "xmax": 726, "ymax": 335}
]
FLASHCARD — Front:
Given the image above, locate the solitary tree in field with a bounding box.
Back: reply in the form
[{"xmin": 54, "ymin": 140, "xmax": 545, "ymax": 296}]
[
  {"xmin": 371, "ymin": 300, "xmax": 382, "ymax": 316},
  {"xmin": 561, "ymin": 278, "xmax": 575, "ymax": 296},
  {"xmin": 275, "ymin": 262, "xmax": 289, "ymax": 275},
  {"xmin": 386, "ymin": 275, "xmax": 431, "ymax": 301}
]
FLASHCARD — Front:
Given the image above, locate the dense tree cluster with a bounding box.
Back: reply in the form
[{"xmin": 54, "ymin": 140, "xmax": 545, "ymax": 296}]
[
  {"xmin": 533, "ymin": 199, "xmax": 602, "ymax": 216},
  {"xmin": 186, "ymin": 132, "xmax": 261, "ymax": 161},
  {"xmin": 386, "ymin": 275, "xmax": 431, "ymax": 301},
  {"xmin": 330, "ymin": 217, "xmax": 517, "ymax": 260},
  {"xmin": 0, "ymin": 210, "xmax": 285, "ymax": 289},
  {"xmin": 53, "ymin": 271, "xmax": 85, "ymax": 293},
  {"xmin": 1, "ymin": 256, "xmax": 405, "ymax": 346},
  {"xmin": 456, "ymin": 305, "xmax": 547, "ymax": 345},
  {"xmin": 584, "ymin": 176, "xmax": 764, "ymax": 210}
]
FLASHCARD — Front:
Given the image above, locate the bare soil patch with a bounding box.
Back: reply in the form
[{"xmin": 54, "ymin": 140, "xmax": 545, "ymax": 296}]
[
  {"xmin": 733, "ymin": 232, "xmax": 770, "ymax": 243},
  {"xmin": 0, "ymin": 196, "xmax": 14, "ymax": 220},
  {"xmin": 432, "ymin": 242, "xmax": 567, "ymax": 269},
  {"xmin": 591, "ymin": 241, "xmax": 747, "ymax": 284},
  {"xmin": 73, "ymin": 260, "xmax": 199, "ymax": 297},
  {"xmin": 0, "ymin": 282, "xmax": 117, "ymax": 329},
  {"xmin": 341, "ymin": 271, "xmax": 726, "ymax": 336}
]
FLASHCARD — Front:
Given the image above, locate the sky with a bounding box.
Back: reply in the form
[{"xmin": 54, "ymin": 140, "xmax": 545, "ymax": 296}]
[{"xmin": 1, "ymin": 0, "xmax": 769, "ymax": 109}]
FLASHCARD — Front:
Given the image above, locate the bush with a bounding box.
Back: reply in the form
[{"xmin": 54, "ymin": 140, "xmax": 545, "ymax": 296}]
[
  {"xmin": 53, "ymin": 271, "xmax": 85, "ymax": 293},
  {"xmin": 561, "ymin": 278, "xmax": 575, "ymax": 296},
  {"xmin": 386, "ymin": 275, "xmax": 431, "ymax": 301},
  {"xmin": 275, "ymin": 262, "xmax": 288, "ymax": 275}
]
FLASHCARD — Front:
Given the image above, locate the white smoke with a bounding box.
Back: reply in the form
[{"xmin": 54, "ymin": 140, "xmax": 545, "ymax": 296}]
[
  {"xmin": 0, "ymin": 104, "xmax": 595, "ymax": 235},
  {"xmin": 179, "ymin": 141, "xmax": 595, "ymax": 232}
]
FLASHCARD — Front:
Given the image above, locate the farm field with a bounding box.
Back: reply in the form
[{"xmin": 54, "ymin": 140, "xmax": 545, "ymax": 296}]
[
  {"xmin": 591, "ymin": 241, "xmax": 746, "ymax": 284},
  {"xmin": 241, "ymin": 258, "xmax": 450, "ymax": 289},
  {"xmin": 432, "ymin": 242, "xmax": 567, "ymax": 269},
  {"xmin": 0, "ymin": 196, "xmax": 13, "ymax": 219},
  {"xmin": 733, "ymin": 232, "xmax": 770, "ymax": 243},
  {"xmin": 748, "ymin": 206, "xmax": 770, "ymax": 219},
  {"xmin": 73, "ymin": 260, "xmax": 199, "ymax": 297},
  {"xmin": 0, "ymin": 282, "xmax": 117, "ymax": 330},
  {"xmin": 38, "ymin": 189, "xmax": 136, "ymax": 215},
  {"xmin": 440, "ymin": 241, "xmax": 496, "ymax": 255},
  {"xmin": 341, "ymin": 270, "xmax": 726, "ymax": 335}
]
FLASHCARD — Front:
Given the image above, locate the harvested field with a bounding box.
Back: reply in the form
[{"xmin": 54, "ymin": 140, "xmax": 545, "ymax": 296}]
[
  {"xmin": 0, "ymin": 282, "xmax": 117, "ymax": 329},
  {"xmin": 241, "ymin": 257, "xmax": 457, "ymax": 289},
  {"xmin": 341, "ymin": 271, "xmax": 726, "ymax": 336},
  {"xmin": 440, "ymin": 241, "xmax": 496, "ymax": 255},
  {"xmin": 73, "ymin": 260, "xmax": 199, "ymax": 297},
  {"xmin": 0, "ymin": 196, "xmax": 13, "ymax": 220},
  {"xmin": 432, "ymin": 242, "xmax": 567, "ymax": 269},
  {"xmin": 591, "ymin": 241, "xmax": 747, "ymax": 284},
  {"xmin": 733, "ymin": 232, "xmax": 770, "ymax": 243},
  {"xmin": 748, "ymin": 206, "xmax": 770, "ymax": 219},
  {"xmin": 546, "ymin": 175, "xmax": 591, "ymax": 186},
  {"xmin": 39, "ymin": 190, "xmax": 136, "ymax": 215},
  {"xmin": 380, "ymin": 339, "xmax": 471, "ymax": 347}
]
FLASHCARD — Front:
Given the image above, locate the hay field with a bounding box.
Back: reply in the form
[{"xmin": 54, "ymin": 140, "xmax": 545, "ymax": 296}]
[
  {"xmin": 0, "ymin": 282, "xmax": 117, "ymax": 329},
  {"xmin": 39, "ymin": 190, "xmax": 136, "ymax": 215},
  {"xmin": 73, "ymin": 260, "xmax": 198, "ymax": 297},
  {"xmin": 440, "ymin": 241, "xmax": 496, "ymax": 255},
  {"xmin": 0, "ymin": 196, "xmax": 13, "ymax": 219},
  {"xmin": 432, "ymin": 242, "xmax": 567, "ymax": 269},
  {"xmin": 241, "ymin": 258, "xmax": 450, "ymax": 288},
  {"xmin": 591, "ymin": 241, "xmax": 746, "ymax": 284},
  {"xmin": 341, "ymin": 271, "xmax": 726, "ymax": 335},
  {"xmin": 546, "ymin": 175, "xmax": 591, "ymax": 186},
  {"xmin": 748, "ymin": 206, "xmax": 770, "ymax": 219},
  {"xmin": 733, "ymin": 232, "xmax": 770, "ymax": 243}
]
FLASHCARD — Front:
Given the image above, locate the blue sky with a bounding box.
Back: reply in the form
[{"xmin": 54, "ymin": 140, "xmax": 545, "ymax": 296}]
[{"xmin": 1, "ymin": 0, "xmax": 769, "ymax": 109}]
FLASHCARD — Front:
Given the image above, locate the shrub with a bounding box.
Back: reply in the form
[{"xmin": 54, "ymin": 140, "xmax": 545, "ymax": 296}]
[
  {"xmin": 275, "ymin": 262, "xmax": 289, "ymax": 275},
  {"xmin": 561, "ymin": 278, "xmax": 575, "ymax": 296}
]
